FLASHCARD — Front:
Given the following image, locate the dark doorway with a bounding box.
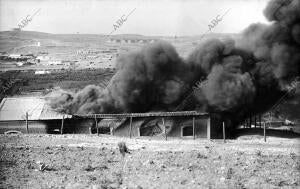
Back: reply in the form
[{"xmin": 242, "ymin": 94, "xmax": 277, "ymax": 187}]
[
  {"xmin": 99, "ymin": 127, "xmax": 111, "ymax": 134},
  {"xmin": 182, "ymin": 126, "xmax": 193, "ymax": 136}
]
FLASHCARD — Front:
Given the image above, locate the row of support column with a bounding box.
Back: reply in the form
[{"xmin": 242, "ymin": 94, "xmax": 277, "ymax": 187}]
[
  {"xmin": 61, "ymin": 115, "xmax": 111, "ymax": 135},
  {"xmin": 59, "ymin": 115, "xmax": 236, "ymax": 142},
  {"xmin": 59, "ymin": 115, "xmax": 199, "ymax": 139},
  {"xmin": 29, "ymin": 114, "xmax": 266, "ymax": 143},
  {"xmin": 33, "ymin": 114, "xmax": 221, "ymax": 142},
  {"xmin": 243, "ymin": 114, "xmax": 267, "ymax": 142},
  {"xmin": 244, "ymin": 114, "xmax": 262, "ymax": 128},
  {"xmin": 60, "ymin": 115, "xmax": 198, "ymax": 140}
]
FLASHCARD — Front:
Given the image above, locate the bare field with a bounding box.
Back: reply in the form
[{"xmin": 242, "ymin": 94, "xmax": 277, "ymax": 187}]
[{"xmin": 0, "ymin": 134, "xmax": 299, "ymax": 189}]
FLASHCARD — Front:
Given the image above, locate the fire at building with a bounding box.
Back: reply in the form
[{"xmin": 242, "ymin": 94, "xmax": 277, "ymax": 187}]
[{"xmin": 48, "ymin": 0, "xmax": 300, "ymax": 138}]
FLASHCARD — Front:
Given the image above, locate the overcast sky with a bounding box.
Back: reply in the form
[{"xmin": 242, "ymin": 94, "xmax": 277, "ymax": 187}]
[{"xmin": 0, "ymin": 0, "xmax": 270, "ymax": 36}]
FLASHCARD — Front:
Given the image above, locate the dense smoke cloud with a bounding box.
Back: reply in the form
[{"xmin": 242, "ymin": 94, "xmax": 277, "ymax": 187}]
[
  {"xmin": 201, "ymin": 62, "xmax": 256, "ymax": 112},
  {"xmin": 51, "ymin": 0, "xmax": 299, "ymax": 127},
  {"xmin": 51, "ymin": 41, "xmax": 191, "ymax": 114},
  {"xmin": 185, "ymin": 0, "xmax": 300, "ymax": 125},
  {"xmin": 50, "ymin": 85, "xmax": 104, "ymax": 114},
  {"xmin": 237, "ymin": 0, "xmax": 300, "ymax": 87}
]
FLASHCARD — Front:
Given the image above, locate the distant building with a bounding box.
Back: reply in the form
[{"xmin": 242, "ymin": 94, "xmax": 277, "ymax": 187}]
[
  {"xmin": 149, "ymin": 39, "xmax": 158, "ymax": 43},
  {"xmin": 109, "ymin": 48, "xmax": 118, "ymax": 52},
  {"xmin": 35, "ymin": 71, "xmax": 51, "ymax": 75},
  {"xmin": 39, "ymin": 52, "xmax": 48, "ymax": 55},
  {"xmin": 36, "ymin": 55, "xmax": 49, "ymax": 61},
  {"xmin": 9, "ymin": 54, "xmax": 21, "ymax": 59},
  {"xmin": 108, "ymin": 38, "xmax": 157, "ymax": 44},
  {"xmin": 16, "ymin": 62, "xmax": 24, "ymax": 67},
  {"xmin": 86, "ymin": 55, "xmax": 98, "ymax": 60},
  {"xmin": 101, "ymin": 54, "xmax": 113, "ymax": 61},
  {"xmin": 26, "ymin": 58, "xmax": 38, "ymax": 65},
  {"xmin": 0, "ymin": 52, "xmax": 9, "ymax": 60},
  {"xmin": 0, "ymin": 52, "xmax": 8, "ymax": 55},
  {"xmin": 20, "ymin": 55, "xmax": 35, "ymax": 60},
  {"xmin": 63, "ymin": 62, "xmax": 71, "ymax": 66},
  {"xmin": 48, "ymin": 60, "xmax": 62, "ymax": 65},
  {"xmin": 12, "ymin": 28, "xmax": 21, "ymax": 32},
  {"xmin": 23, "ymin": 53, "xmax": 35, "ymax": 57}
]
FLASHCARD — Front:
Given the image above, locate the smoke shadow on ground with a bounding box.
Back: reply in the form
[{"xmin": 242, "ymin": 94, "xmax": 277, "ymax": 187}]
[{"xmin": 232, "ymin": 128, "xmax": 300, "ymax": 139}]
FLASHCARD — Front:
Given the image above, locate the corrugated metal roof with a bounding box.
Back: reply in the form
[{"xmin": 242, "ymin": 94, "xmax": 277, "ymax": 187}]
[
  {"xmin": 76, "ymin": 111, "xmax": 209, "ymax": 119},
  {"xmin": 0, "ymin": 97, "xmax": 71, "ymax": 121},
  {"xmin": 39, "ymin": 103, "xmax": 69, "ymax": 120}
]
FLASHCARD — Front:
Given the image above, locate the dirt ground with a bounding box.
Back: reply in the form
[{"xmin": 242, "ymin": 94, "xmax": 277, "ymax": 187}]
[{"xmin": 0, "ymin": 134, "xmax": 299, "ymax": 189}]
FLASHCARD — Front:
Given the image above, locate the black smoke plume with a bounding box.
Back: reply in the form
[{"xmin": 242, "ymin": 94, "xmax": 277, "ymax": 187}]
[
  {"xmin": 51, "ymin": 41, "xmax": 191, "ymax": 114},
  {"xmin": 51, "ymin": 0, "xmax": 299, "ymax": 128}
]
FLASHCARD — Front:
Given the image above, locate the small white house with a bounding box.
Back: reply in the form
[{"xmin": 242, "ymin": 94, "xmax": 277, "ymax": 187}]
[
  {"xmin": 48, "ymin": 60, "xmax": 62, "ymax": 65},
  {"xmin": 35, "ymin": 70, "xmax": 51, "ymax": 75},
  {"xmin": 285, "ymin": 119, "xmax": 295, "ymax": 125},
  {"xmin": 16, "ymin": 62, "xmax": 24, "ymax": 67},
  {"xmin": 36, "ymin": 55, "xmax": 49, "ymax": 61},
  {"xmin": 9, "ymin": 54, "xmax": 21, "ymax": 58}
]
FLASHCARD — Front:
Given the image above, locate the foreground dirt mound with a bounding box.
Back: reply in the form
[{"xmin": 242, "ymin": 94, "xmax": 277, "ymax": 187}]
[{"xmin": 0, "ymin": 134, "xmax": 299, "ymax": 188}]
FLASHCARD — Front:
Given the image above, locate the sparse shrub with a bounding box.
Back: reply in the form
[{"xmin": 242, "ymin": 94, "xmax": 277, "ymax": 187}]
[
  {"xmin": 197, "ymin": 153, "xmax": 208, "ymax": 159},
  {"xmin": 255, "ymin": 150, "xmax": 262, "ymax": 156},
  {"xmin": 226, "ymin": 168, "xmax": 233, "ymax": 179},
  {"xmin": 290, "ymin": 152, "xmax": 296, "ymax": 160}
]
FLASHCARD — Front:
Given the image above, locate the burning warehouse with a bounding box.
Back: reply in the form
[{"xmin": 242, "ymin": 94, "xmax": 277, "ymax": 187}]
[
  {"xmin": 49, "ymin": 0, "xmax": 300, "ymax": 138},
  {"xmin": 0, "ymin": 96, "xmax": 224, "ymax": 138},
  {"xmin": 75, "ymin": 111, "xmax": 224, "ymax": 139}
]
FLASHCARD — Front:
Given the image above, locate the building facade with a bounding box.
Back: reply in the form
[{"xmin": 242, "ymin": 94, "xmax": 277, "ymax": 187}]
[{"xmin": 77, "ymin": 112, "xmax": 224, "ymax": 139}]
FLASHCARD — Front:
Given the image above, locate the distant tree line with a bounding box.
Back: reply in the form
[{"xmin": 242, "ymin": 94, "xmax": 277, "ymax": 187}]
[{"xmin": 0, "ymin": 68, "xmax": 115, "ymax": 97}]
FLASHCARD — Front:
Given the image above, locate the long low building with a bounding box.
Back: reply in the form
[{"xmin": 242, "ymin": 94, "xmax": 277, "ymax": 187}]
[
  {"xmin": 0, "ymin": 97, "xmax": 224, "ymax": 139},
  {"xmin": 75, "ymin": 111, "xmax": 224, "ymax": 139}
]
